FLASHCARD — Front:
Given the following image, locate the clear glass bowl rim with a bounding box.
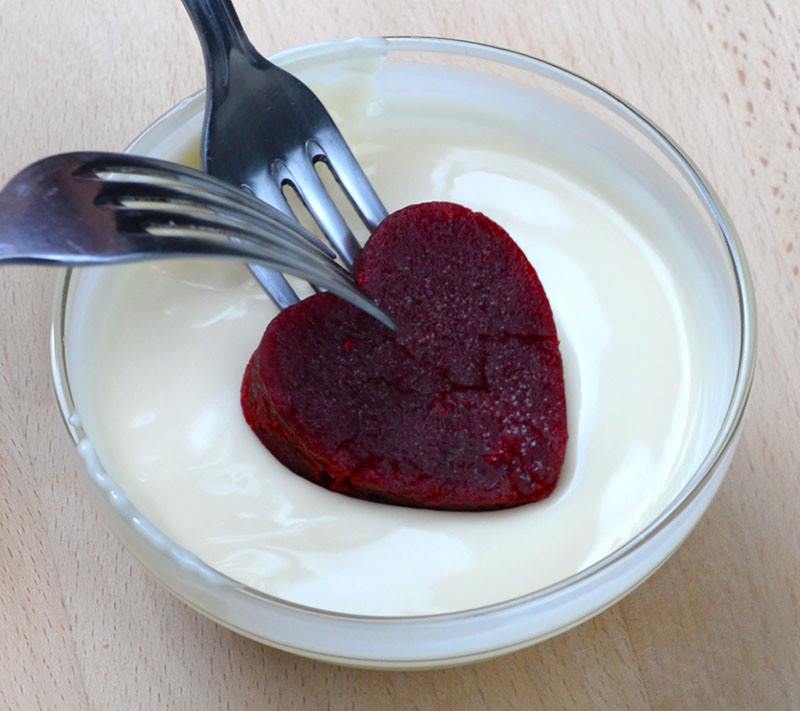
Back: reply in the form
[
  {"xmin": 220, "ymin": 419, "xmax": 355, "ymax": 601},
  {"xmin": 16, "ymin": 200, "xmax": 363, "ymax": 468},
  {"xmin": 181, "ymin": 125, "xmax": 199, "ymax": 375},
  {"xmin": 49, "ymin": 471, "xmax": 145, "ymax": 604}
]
[{"xmin": 49, "ymin": 35, "xmax": 757, "ymax": 627}]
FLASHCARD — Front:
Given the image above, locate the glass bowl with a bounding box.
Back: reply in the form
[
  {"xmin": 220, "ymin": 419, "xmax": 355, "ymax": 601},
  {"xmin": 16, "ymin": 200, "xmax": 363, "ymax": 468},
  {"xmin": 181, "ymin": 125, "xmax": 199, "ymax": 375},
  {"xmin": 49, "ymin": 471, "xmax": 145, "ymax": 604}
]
[{"xmin": 50, "ymin": 37, "xmax": 756, "ymax": 669}]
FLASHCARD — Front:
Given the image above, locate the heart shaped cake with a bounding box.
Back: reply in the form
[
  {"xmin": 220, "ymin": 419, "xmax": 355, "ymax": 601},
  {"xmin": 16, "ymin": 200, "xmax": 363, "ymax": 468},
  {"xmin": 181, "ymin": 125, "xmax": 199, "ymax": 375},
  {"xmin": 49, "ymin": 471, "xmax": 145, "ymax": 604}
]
[{"xmin": 241, "ymin": 202, "xmax": 567, "ymax": 510}]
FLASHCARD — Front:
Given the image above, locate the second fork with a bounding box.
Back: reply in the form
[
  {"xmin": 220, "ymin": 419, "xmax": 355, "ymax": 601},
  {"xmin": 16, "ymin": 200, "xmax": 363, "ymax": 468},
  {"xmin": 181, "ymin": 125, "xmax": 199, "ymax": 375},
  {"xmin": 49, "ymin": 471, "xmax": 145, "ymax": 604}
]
[{"xmin": 180, "ymin": 0, "xmax": 388, "ymax": 308}]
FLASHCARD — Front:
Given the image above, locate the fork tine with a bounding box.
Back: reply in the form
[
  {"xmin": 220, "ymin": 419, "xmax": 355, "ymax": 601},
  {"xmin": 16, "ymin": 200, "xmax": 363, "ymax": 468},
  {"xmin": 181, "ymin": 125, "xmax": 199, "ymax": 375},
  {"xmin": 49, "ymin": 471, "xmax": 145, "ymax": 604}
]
[
  {"xmin": 238, "ymin": 174, "xmax": 325, "ymax": 301},
  {"xmin": 230, "ymin": 189, "xmax": 302, "ymax": 307},
  {"xmin": 88, "ymin": 162, "xmax": 337, "ymax": 259},
  {"xmin": 313, "ymin": 132, "xmax": 388, "ymax": 232},
  {"xmin": 143, "ymin": 223, "xmax": 395, "ymax": 330},
  {"xmin": 105, "ymin": 202, "xmax": 347, "ymax": 286},
  {"xmin": 143, "ymin": 225, "xmax": 351, "ymax": 289},
  {"xmin": 277, "ymin": 151, "xmax": 362, "ymax": 268},
  {"xmin": 141, "ymin": 225, "xmax": 397, "ymax": 331},
  {"xmin": 86, "ymin": 158, "xmax": 316, "ymax": 308},
  {"xmin": 249, "ymin": 266, "xmax": 299, "ymax": 308},
  {"xmin": 103, "ymin": 191, "xmax": 331, "ymax": 262},
  {"xmin": 242, "ymin": 173, "xmax": 295, "ymax": 221}
]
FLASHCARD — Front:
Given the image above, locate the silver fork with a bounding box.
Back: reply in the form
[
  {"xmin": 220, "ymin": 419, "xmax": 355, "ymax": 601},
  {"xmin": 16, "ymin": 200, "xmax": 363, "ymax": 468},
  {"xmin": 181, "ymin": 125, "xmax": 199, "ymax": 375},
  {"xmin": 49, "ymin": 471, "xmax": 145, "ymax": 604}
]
[
  {"xmin": 181, "ymin": 0, "xmax": 388, "ymax": 308},
  {"xmin": 0, "ymin": 152, "xmax": 395, "ymax": 329}
]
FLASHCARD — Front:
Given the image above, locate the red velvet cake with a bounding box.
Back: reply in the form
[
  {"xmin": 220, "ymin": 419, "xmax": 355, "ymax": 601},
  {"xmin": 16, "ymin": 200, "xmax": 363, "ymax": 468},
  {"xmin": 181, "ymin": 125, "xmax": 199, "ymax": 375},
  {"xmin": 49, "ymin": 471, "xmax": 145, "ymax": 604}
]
[{"xmin": 241, "ymin": 202, "xmax": 568, "ymax": 510}]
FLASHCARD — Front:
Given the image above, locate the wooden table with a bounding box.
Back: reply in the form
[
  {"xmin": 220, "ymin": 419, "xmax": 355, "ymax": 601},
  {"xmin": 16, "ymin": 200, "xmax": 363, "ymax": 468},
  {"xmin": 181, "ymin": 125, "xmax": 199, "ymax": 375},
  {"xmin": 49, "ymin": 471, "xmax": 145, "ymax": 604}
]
[{"xmin": 1, "ymin": 1, "xmax": 798, "ymax": 708}]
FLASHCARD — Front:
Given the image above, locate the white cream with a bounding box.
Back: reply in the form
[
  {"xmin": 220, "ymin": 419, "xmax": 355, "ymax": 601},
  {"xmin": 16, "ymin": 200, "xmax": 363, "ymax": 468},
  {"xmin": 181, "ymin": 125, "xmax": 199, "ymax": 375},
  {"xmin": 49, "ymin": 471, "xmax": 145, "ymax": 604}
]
[{"xmin": 65, "ymin": 53, "xmax": 727, "ymax": 616}]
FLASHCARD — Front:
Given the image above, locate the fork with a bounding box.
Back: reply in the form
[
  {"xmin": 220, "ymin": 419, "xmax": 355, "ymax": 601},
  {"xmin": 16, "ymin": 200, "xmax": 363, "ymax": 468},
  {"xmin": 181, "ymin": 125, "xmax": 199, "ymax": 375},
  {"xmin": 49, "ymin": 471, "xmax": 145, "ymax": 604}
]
[
  {"xmin": 181, "ymin": 0, "xmax": 388, "ymax": 308},
  {"xmin": 0, "ymin": 151, "xmax": 395, "ymax": 329}
]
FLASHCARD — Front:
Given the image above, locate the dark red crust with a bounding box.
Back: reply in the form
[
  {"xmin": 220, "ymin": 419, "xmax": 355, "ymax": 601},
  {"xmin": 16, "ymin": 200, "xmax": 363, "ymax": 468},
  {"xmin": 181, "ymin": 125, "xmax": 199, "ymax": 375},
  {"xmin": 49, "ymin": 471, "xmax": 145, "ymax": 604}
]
[{"xmin": 242, "ymin": 202, "xmax": 568, "ymax": 510}]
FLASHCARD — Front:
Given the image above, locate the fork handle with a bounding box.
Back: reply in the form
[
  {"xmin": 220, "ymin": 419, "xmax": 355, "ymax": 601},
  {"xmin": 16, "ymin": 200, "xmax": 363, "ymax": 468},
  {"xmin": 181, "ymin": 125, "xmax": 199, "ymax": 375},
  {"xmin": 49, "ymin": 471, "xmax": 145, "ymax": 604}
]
[{"xmin": 180, "ymin": 0, "xmax": 255, "ymax": 68}]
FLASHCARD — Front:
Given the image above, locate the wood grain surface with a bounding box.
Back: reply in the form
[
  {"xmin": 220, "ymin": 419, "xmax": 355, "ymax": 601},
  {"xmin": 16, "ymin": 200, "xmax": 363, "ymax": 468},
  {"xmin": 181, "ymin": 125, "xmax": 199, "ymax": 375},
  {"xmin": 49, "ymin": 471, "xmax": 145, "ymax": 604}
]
[{"xmin": 1, "ymin": 0, "xmax": 798, "ymax": 708}]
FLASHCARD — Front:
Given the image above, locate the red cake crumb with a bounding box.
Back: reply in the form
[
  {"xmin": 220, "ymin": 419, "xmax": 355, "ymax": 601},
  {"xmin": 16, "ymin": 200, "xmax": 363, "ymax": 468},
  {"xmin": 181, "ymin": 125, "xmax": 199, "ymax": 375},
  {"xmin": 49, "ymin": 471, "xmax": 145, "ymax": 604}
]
[{"xmin": 241, "ymin": 202, "xmax": 568, "ymax": 511}]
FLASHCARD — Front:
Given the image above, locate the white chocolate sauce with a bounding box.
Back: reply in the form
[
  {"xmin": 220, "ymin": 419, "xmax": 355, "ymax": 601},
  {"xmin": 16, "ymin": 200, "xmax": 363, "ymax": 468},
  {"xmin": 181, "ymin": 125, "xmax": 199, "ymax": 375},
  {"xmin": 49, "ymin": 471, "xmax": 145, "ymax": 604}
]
[{"xmin": 65, "ymin": 52, "xmax": 726, "ymax": 615}]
